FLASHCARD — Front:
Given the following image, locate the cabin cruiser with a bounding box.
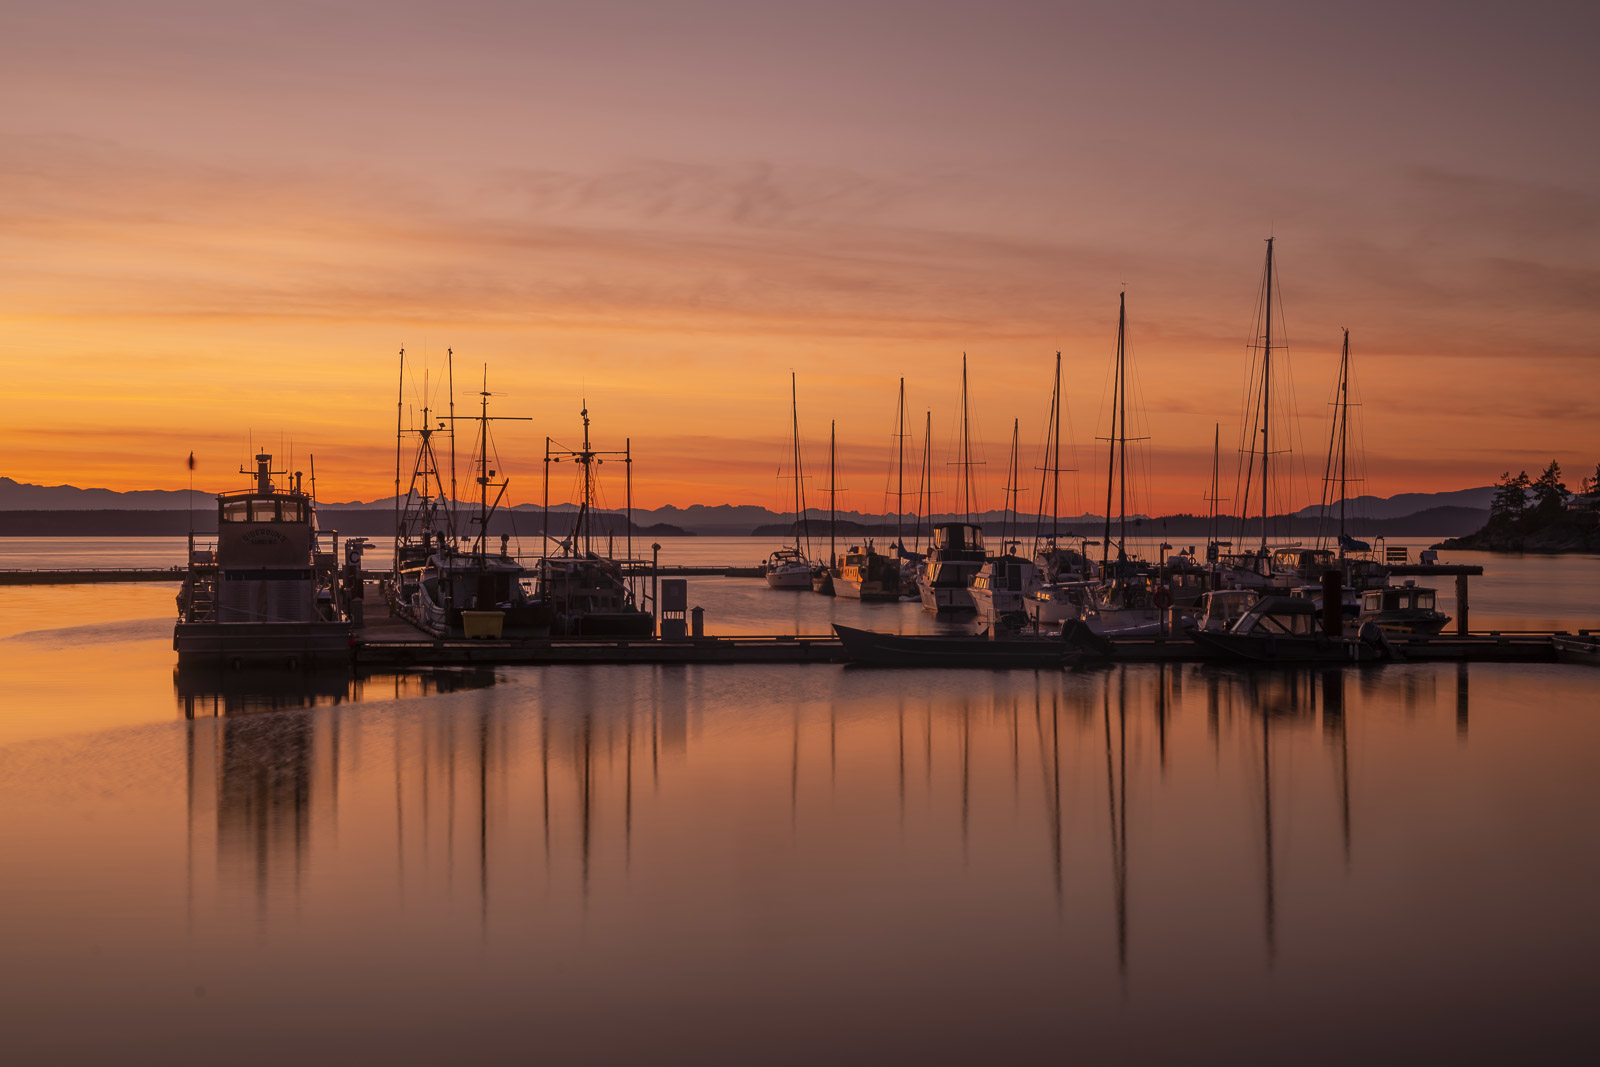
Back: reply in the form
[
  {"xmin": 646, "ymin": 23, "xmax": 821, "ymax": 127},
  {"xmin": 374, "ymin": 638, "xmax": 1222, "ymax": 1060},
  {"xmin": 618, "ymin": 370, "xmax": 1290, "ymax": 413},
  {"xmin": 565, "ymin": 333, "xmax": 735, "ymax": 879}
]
[
  {"xmin": 1190, "ymin": 595, "xmax": 1385, "ymax": 663},
  {"xmin": 1193, "ymin": 588, "xmax": 1258, "ymax": 632},
  {"xmin": 763, "ymin": 547, "xmax": 814, "ymax": 589},
  {"xmin": 917, "ymin": 522, "xmax": 986, "ymax": 615},
  {"xmin": 833, "ymin": 542, "xmax": 902, "ymax": 601},
  {"xmin": 1033, "ymin": 539, "xmax": 1096, "ymax": 583},
  {"xmin": 1086, "ymin": 567, "xmax": 1166, "ymax": 635},
  {"xmin": 1024, "ymin": 580, "xmax": 1095, "ymax": 626},
  {"xmin": 970, "ymin": 552, "xmax": 1036, "ymax": 625},
  {"xmin": 174, "ymin": 452, "xmax": 351, "ymax": 667},
  {"xmin": 1358, "ymin": 582, "xmax": 1450, "ymax": 635}
]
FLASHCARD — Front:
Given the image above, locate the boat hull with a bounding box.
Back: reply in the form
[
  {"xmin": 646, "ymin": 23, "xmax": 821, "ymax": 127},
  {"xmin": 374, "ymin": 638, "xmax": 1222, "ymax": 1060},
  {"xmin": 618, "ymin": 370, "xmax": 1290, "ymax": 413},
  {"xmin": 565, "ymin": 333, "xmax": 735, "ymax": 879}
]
[
  {"xmin": 765, "ymin": 566, "xmax": 812, "ymax": 590},
  {"xmin": 918, "ymin": 580, "xmax": 976, "ymax": 615},
  {"xmin": 1190, "ymin": 629, "xmax": 1382, "ymax": 664},
  {"xmin": 835, "ymin": 577, "xmax": 900, "ymax": 602},
  {"xmin": 1552, "ymin": 636, "xmax": 1600, "ymax": 665},
  {"xmin": 174, "ymin": 620, "xmax": 352, "ymax": 668}
]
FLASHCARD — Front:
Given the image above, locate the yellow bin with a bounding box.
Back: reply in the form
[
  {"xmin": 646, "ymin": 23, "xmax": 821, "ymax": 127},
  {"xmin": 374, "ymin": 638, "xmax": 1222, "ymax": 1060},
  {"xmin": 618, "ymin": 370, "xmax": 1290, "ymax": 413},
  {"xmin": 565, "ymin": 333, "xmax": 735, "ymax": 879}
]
[{"xmin": 460, "ymin": 610, "xmax": 505, "ymax": 639}]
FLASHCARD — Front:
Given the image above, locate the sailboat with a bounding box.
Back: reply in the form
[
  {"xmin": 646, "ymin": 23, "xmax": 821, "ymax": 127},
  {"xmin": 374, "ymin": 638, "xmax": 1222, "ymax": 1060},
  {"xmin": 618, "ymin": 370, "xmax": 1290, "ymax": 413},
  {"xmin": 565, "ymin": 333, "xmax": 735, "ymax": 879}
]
[
  {"xmin": 833, "ymin": 402, "xmax": 907, "ymax": 602},
  {"xmin": 1025, "ymin": 351, "xmax": 1094, "ymax": 625},
  {"xmin": 538, "ymin": 402, "xmax": 654, "ymax": 636},
  {"xmin": 765, "ymin": 373, "xmax": 815, "ymax": 589},
  {"xmin": 917, "ymin": 355, "xmax": 986, "ymax": 615},
  {"xmin": 1217, "ymin": 237, "xmax": 1310, "ymax": 590},
  {"xmin": 971, "ymin": 419, "xmax": 1038, "ymax": 626},
  {"xmin": 1088, "ymin": 293, "xmax": 1164, "ymax": 635}
]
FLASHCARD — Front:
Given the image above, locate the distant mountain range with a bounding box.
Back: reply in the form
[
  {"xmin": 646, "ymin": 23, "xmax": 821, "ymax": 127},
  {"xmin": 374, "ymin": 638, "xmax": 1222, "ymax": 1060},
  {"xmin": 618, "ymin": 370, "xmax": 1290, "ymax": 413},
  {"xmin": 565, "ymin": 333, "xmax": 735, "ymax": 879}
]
[{"xmin": 0, "ymin": 476, "xmax": 1493, "ymax": 536}]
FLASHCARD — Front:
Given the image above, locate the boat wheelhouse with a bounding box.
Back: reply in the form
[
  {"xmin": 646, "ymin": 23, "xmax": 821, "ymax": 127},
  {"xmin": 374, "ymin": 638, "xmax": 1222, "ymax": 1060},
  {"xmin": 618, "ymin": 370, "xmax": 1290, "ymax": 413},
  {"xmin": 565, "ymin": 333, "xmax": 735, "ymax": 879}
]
[{"xmin": 1359, "ymin": 583, "xmax": 1450, "ymax": 636}]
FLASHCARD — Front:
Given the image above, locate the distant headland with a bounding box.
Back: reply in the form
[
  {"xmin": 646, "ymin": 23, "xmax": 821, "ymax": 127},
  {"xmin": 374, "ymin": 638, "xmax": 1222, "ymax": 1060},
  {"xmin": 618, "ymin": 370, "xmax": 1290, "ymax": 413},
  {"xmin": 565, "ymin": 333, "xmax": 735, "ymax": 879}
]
[
  {"xmin": 1434, "ymin": 462, "xmax": 1600, "ymax": 553},
  {"xmin": 1, "ymin": 476, "xmax": 1499, "ymax": 539}
]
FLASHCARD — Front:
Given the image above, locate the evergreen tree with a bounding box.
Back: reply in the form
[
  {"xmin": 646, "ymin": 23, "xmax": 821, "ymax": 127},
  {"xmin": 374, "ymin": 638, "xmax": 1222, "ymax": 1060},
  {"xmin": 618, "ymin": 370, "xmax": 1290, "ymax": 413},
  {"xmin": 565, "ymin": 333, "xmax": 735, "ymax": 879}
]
[
  {"xmin": 1581, "ymin": 462, "xmax": 1600, "ymax": 496},
  {"xmin": 1490, "ymin": 470, "xmax": 1530, "ymax": 522},
  {"xmin": 1531, "ymin": 460, "xmax": 1569, "ymax": 517}
]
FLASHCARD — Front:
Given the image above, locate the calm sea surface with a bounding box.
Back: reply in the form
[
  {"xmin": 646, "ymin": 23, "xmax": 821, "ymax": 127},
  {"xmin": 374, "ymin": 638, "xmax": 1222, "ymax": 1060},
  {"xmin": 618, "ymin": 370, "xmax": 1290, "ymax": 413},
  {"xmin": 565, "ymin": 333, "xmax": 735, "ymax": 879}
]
[{"xmin": 1, "ymin": 537, "xmax": 1596, "ymax": 1064}]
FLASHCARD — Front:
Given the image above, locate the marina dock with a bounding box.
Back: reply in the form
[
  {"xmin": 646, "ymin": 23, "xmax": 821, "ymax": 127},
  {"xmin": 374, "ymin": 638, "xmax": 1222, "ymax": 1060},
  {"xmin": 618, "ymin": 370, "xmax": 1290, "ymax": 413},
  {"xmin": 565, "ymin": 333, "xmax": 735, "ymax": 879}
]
[
  {"xmin": 347, "ymin": 586, "xmax": 1583, "ymax": 666},
  {"xmin": 1, "ymin": 563, "xmax": 763, "ymax": 585}
]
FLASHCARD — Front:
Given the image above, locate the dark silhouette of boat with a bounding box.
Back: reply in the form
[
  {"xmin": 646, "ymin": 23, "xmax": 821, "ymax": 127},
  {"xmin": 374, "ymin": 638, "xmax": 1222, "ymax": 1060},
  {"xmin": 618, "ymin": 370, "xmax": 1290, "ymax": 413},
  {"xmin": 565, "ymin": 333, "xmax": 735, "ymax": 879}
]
[
  {"xmin": 832, "ymin": 623, "xmax": 1081, "ymax": 669},
  {"xmin": 1190, "ymin": 596, "xmax": 1386, "ymax": 664},
  {"xmin": 1552, "ymin": 635, "xmax": 1600, "ymax": 665}
]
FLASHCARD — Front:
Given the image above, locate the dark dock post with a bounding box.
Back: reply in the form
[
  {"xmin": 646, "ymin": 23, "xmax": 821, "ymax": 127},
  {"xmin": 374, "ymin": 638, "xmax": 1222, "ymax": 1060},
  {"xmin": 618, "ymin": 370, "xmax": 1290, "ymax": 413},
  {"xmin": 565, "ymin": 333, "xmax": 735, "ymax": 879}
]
[
  {"xmin": 1456, "ymin": 572, "xmax": 1469, "ymax": 636},
  {"xmin": 1321, "ymin": 570, "xmax": 1342, "ymax": 637},
  {"xmin": 651, "ymin": 542, "xmax": 661, "ymax": 637}
]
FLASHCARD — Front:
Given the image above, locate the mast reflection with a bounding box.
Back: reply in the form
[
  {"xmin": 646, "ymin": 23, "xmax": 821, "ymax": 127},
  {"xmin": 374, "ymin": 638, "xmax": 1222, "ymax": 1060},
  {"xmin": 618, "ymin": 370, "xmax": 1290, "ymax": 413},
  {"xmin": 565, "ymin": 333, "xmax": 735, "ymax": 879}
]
[{"xmin": 172, "ymin": 661, "xmax": 1491, "ymax": 987}]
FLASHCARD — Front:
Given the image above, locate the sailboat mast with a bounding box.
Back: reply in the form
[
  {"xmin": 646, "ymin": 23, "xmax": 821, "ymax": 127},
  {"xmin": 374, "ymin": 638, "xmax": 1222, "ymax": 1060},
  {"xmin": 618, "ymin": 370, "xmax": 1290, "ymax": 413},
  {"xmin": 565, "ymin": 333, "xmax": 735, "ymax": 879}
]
[
  {"xmin": 960, "ymin": 354, "xmax": 973, "ymax": 525},
  {"xmin": 1102, "ymin": 300, "xmax": 1120, "ymax": 568},
  {"xmin": 582, "ymin": 401, "xmax": 593, "ymax": 555},
  {"xmin": 1261, "ymin": 237, "xmax": 1274, "ymax": 555},
  {"xmin": 829, "ymin": 419, "xmax": 836, "ymax": 566},
  {"xmin": 394, "ymin": 348, "xmax": 404, "ymax": 587},
  {"xmin": 1005, "ymin": 418, "xmax": 1020, "ymax": 551},
  {"xmin": 1338, "ymin": 328, "xmax": 1350, "ymax": 550},
  {"xmin": 896, "ymin": 377, "xmax": 905, "ymax": 549},
  {"xmin": 448, "ymin": 348, "xmax": 457, "ymax": 534},
  {"xmin": 917, "ymin": 411, "xmax": 931, "ymax": 552},
  {"xmin": 1118, "ymin": 294, "xmax": 1128, "ymax": 558},
  {"xmin": 1052, "ymin": 352, "xmax": 1062, "ymax": 545},
  {"xmin": 478, "ymin": 366, "xmax": 489, "ymax": 555},
  {"xmin": 1209, "ymin": 422, "xmax": 1221, "ymax": 569},
  {"xmin": 790, "ymin": 372, "xmax": 805, "ymax": 556}
]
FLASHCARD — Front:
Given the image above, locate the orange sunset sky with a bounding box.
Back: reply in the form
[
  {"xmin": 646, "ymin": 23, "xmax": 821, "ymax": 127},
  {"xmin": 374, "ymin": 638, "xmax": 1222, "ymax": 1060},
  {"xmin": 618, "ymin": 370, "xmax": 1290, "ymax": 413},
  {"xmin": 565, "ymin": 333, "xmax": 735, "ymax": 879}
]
[{"xmin": 3, "ymin": 1, "xmax": 1596, "ymax": 516}]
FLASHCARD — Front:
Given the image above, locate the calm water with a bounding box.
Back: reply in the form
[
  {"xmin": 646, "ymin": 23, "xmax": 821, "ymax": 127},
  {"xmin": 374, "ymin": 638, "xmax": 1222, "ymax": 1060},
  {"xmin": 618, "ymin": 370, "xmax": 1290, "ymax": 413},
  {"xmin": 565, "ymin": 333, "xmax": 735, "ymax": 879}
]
[{"xmin": 1, "ymin": 539, "xmax": 1597, "ymax": 1063}]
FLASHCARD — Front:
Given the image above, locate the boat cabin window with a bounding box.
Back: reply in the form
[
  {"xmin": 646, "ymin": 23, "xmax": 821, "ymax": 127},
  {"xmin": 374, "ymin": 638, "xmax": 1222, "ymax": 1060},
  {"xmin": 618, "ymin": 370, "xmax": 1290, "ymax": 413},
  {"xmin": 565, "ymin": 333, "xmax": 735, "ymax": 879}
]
[
  {"xmin": 1416, "ymin": 592, "xmax": 1434, "ymax": 610},
  {"xmin": 220, "ymin": 500, "xmax": 251, "ymax": 522}
]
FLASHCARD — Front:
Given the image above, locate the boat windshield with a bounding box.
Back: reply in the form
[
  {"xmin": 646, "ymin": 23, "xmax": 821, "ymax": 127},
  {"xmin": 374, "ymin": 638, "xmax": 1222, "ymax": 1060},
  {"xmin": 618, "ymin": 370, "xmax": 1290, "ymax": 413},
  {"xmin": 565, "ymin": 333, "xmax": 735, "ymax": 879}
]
[{"xmin": 1235, "ymin": 602, "xmax": 1318, "ymax": 636}]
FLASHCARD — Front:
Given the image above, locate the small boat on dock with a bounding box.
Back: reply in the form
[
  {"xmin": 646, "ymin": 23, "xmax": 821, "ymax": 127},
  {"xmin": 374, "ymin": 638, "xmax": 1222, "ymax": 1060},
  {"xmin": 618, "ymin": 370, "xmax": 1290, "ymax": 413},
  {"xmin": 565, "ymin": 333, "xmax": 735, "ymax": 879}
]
[{"xmin": 833, "ymin": 624, "xmax": 1081, "ymax": 669}]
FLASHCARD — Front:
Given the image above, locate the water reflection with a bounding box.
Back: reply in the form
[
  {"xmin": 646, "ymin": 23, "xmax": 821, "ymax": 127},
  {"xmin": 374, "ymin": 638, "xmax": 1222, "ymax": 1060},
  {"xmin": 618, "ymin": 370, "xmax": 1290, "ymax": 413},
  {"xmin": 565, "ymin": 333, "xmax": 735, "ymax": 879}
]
[
  {"xmin": 83, "ymin": 661, "xmax": 1592, "ymax": 1062},
  {"xmin": 174, "ymin": 663, "xmax": 1475, "ymax": 969}
]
